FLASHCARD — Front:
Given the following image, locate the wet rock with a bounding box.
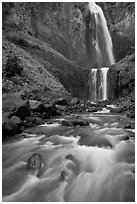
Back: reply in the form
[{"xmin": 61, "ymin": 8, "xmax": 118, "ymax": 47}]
[
  {"xmin": 2, "ymin": 94, "xmax": 30, "ymax": 115},
  {"xmin": 129, "ymin": 132, "xmax": 135, "ymax": 139},
  {"xmin": 72, "ymin": 119, "xmax": 89, "ymax": 126},
  {"xmin": 69, "ymin": 98, "xmax": 80, "ymax": 105},
  {"xmin": 121, "ymin": 135, "xmax": 130, "ymax": 141},
  {"xmin": 25, "ymin": 116, "xmax": 36, "ymax": 123},
  {"xmin": 66, "ymin": 154, "xmax": 75, "ymax": 161},
  {"xmin": 2, "ymin": 112, "xmax": 11, "ymax": 123},
  {"xmin": 96, "ymin": 100, "xmax": 109, "ymax": 107},
  {"xmin": 87, "ymin": 107, "xmax": 99, "ymax": 112},
  {"xmin": 110, "ymin": 107, "xmax": 123, "ymax": 113},
  {"xmin": 60, "ymin": 170, "xmax": 68, "ymax": 181},
  {"xmin": 61, "ymin": 120, "xmax": 71, "ymax": 126},
  {"xmin": 2, "ymin": 117, "xmax": 22, "ymax": 138},
  {"xmin": 44, "ymin": 105, "xmax": 60, "ymax": 118},
  {"xmin": 10, "ymin": 116, "xmax": 21, "ymax": 125},
  {"xmin": 126, "ymin": 110, "xmax": 135, "ymax": 118},
  {"xmin": 29, "ymin": 100, "xmax": 45, "ymax": 113},
  {"xmin": 26, "ymin": 153, "xmax": 42, "ymax": 170},
  {"xmin": 24, "ymin": 117, "xmax": 36, "ymax": 127},
  {"xmin": 53, "ymin": 98, "xmax": 68, "ymax": 106},
  {"xmin": 55, "ymin": 104, "xmax": 67, "ymax": 111},
  {"xmin": 2, "ymin": 122, "xmax": 16, "ymax": 138},
  {"xmin": 14, "ymin": 101, "xmax": 31, "ymax": 120},
  {"xmin": 124, "ymin": 125, "xmax": 132, "ymax": 129},
  {"xmin": 35, "ymin": 117, "xmax": 43, "ymax": 125}
]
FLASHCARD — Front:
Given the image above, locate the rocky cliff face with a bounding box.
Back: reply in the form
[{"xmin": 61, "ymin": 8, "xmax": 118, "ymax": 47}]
[
  {"xmin": 98, "ymin": 2, "xmax": 135, "ymax": 62},
  {"xmin": 2, "ymin": 2, "xmax": 135, "ymax": 101},
  {"xmin": 108, "ymin": 53, "xmax": 135, "ymax": 99},
  {"xmin": 2, "ymin": 2, "xmax": 90, "ymax": 100}
]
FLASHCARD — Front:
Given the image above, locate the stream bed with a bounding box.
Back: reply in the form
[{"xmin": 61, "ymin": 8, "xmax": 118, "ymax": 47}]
[{"xmin": 2, "ymin": 110, "xmax": 135, "ymax": 202}]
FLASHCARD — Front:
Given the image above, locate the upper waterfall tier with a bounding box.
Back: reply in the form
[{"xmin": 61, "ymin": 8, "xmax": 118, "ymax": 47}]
[{"xmin": 88, "ymin": 2, "xmax": 115, "ymax": 67}]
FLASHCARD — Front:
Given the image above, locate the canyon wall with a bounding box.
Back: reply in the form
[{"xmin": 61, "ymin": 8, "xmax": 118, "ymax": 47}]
[{"xmin": 2, "ymin": 2, "xmax": 135, "ymax": 100}]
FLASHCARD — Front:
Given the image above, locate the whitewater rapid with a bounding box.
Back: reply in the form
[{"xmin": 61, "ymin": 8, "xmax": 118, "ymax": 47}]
[{"xmin": 2, "ymin": 112, "xmax": 135, "ymax": 202}]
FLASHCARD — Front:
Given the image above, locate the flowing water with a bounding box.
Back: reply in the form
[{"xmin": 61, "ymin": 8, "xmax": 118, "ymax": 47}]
[
  {"xmin": 101, "ymin": 67, "xmax": 109, "ymax": 100},
  {"xmin": 2, "ymin": 109, "xmax": 135, "ymax": 202},
  {"xmin": 91, "ymin": 69, "xmax": 97, "ymax": 100},
  {"xmin": 89, "ymin": 2, "xmax": 115, "ymax": 101},
  {"xmin": 90, "ymin": 67, "xmax": 109, "ymax": 101},
  {"xmin": 88, "ymin": 2, "xmax": 115, "ymax": 67}
]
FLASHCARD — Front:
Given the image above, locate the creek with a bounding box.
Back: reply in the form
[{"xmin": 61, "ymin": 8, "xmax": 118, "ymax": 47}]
[{"xmin": 2, "ymin": 108, "xmax": 135, "ymax": 202}]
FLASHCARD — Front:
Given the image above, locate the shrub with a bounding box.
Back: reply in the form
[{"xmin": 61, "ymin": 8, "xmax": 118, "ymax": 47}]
[{"xmin": 4, "ymin": 55, "xmax": 23, "ymax": 77}]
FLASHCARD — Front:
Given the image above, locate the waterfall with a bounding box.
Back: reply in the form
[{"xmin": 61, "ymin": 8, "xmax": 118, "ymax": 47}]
[
  {"xmin": 91, "ymin": 67, "xmax": 109, "ymax": 101},
  {"xmin": 91, "ymin": 69, "xmax": 97, "ymax": 101},
  {"xmin": 101, "ymin": 67, "xmax": 109, "ymax": 100},
  {"xmin": 89, "ymin": 3, "xmax": 115, "ymax": 101},
  {"xmin": 88, "ymin": 2, "xmax": 115, "ymax": 67}
]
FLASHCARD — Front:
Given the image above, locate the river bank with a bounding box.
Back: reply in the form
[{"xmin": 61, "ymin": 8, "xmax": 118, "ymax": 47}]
[{"xmin": 2, "ymin": 92, "xmax": 135, "ymax": 141}]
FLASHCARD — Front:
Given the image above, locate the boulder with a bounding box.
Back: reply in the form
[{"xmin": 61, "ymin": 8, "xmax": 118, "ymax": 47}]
[
  {"xmin": 72, "ymin": 119, "xmax": 89, "ymax": 126},
  {"xmin": 110, "ymin": 107, "xmax": 123, "ymax": 113},
  {"xmin": 44, "ymin": 105, "xmax": 60, "ymax": 118},
  {"xmin": 65, "ymin": 154, "xmax": 75, "ymax": 161},
  {"xmin": 29, "ymin": 100, "xmax": 45, "ymax": 113},
  {"xmin": 10, "ymin": 116, "xmax": 21, "ymax": 125},
  {"xmin": 55, "ymin": 104, "xmax": 67, "ymax": 111},
  {"xmin": 124, "ymin": 124, "xmax": 132, "ymax": 129},
  {"xmin": 61, "ymin": 120, "xmax": 72, "ymax": 126},
  {"xmin": 3, "ymin": 93, "xmax": 31, "ymax": 120},
  {"xmin": 26, "ymin": 153, "xmax": 43, "ymax": 176},
  {"xmin": 3, "ymin": 93, "xmax": 27, "ymax": 112},
  {"xmin": 2, "ymin": 116, "xmax": 22, "ymax": 138},
  {"xmin": 53, "ymin": 98, "xmax": 68, "ymax": 106},
  {"xmin": 14, "ymin": 101, "xmax": 31, "ymax": 120},
  {"xmin": 120, "ymin": 135, "xmax": 130, "ymax": 141},
  {"xmin": 35, "ymin": 117, "xmax": 43, "ymax": 125},
  {"xmin": 69, "ymin": 98, "xmax": 80, "ymax": 105},
  {"xmin": 23, "ymin": 117, "xmax": 36, "ymax": 128},
  {"xmin": 55, "ymin": 104, "xmax": 67, "ymax": 115},
  {"xmin": 87, "ymin": 107, "xmax": 99, "ymax": 112},
  {"xmin": 60, "ymin": 170, "xmax": 68, "ymax": 181},
  {"xmin": 126, "ymin": 110, "xmax": 135, "ymax": 118},
  {"xmin": 25, "ymin": 116, "xmax": 36, "ymax": 123},
  {"xmin": 96, "ymin": 100, "xmax": 109, "ymax": 108},
  {"xmin": 2, "ymin": 112, "xmax": 11, "ymax": 123}
]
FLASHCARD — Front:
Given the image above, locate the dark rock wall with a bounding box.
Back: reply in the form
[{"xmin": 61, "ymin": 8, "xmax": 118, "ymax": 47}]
[{"xmin": 108, "ymin": 54, "xmax": 135, "ymax": 100}]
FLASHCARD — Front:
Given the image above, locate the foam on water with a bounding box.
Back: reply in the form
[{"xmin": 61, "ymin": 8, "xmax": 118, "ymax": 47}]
[
  {"xmin": 107, "ymin": 104, "xmax": 118, "ymax": 108},
  {"xmin": 97, "ymin": 108, "xmax": 110, "ymax": 113},
  {"xmin": 2, "ymin": 111, "xmax": 135, "ymax": 202},
  {"xmin": 83, "ymin": 114, "xmax": 101, "ymax": 121},
  {"xmin": 40, "ymin": 122, "xmax": 61, "ymax": 127},
  {"xmin": 90, "ymin": 123, "xmax": 100, "ymax": 129},
  {"xmin": 127, "ymin": 129, "xmax": 135, "ymax": 133}
]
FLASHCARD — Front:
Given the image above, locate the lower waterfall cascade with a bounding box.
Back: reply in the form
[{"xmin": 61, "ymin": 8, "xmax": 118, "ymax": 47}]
[
  {"xmin": 90, "ymin": 67, "xmax": 109, "ymax": 101},
  {"xmin": 101, "ymin": 67, "xmax": 109, "ymax": 100}
]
